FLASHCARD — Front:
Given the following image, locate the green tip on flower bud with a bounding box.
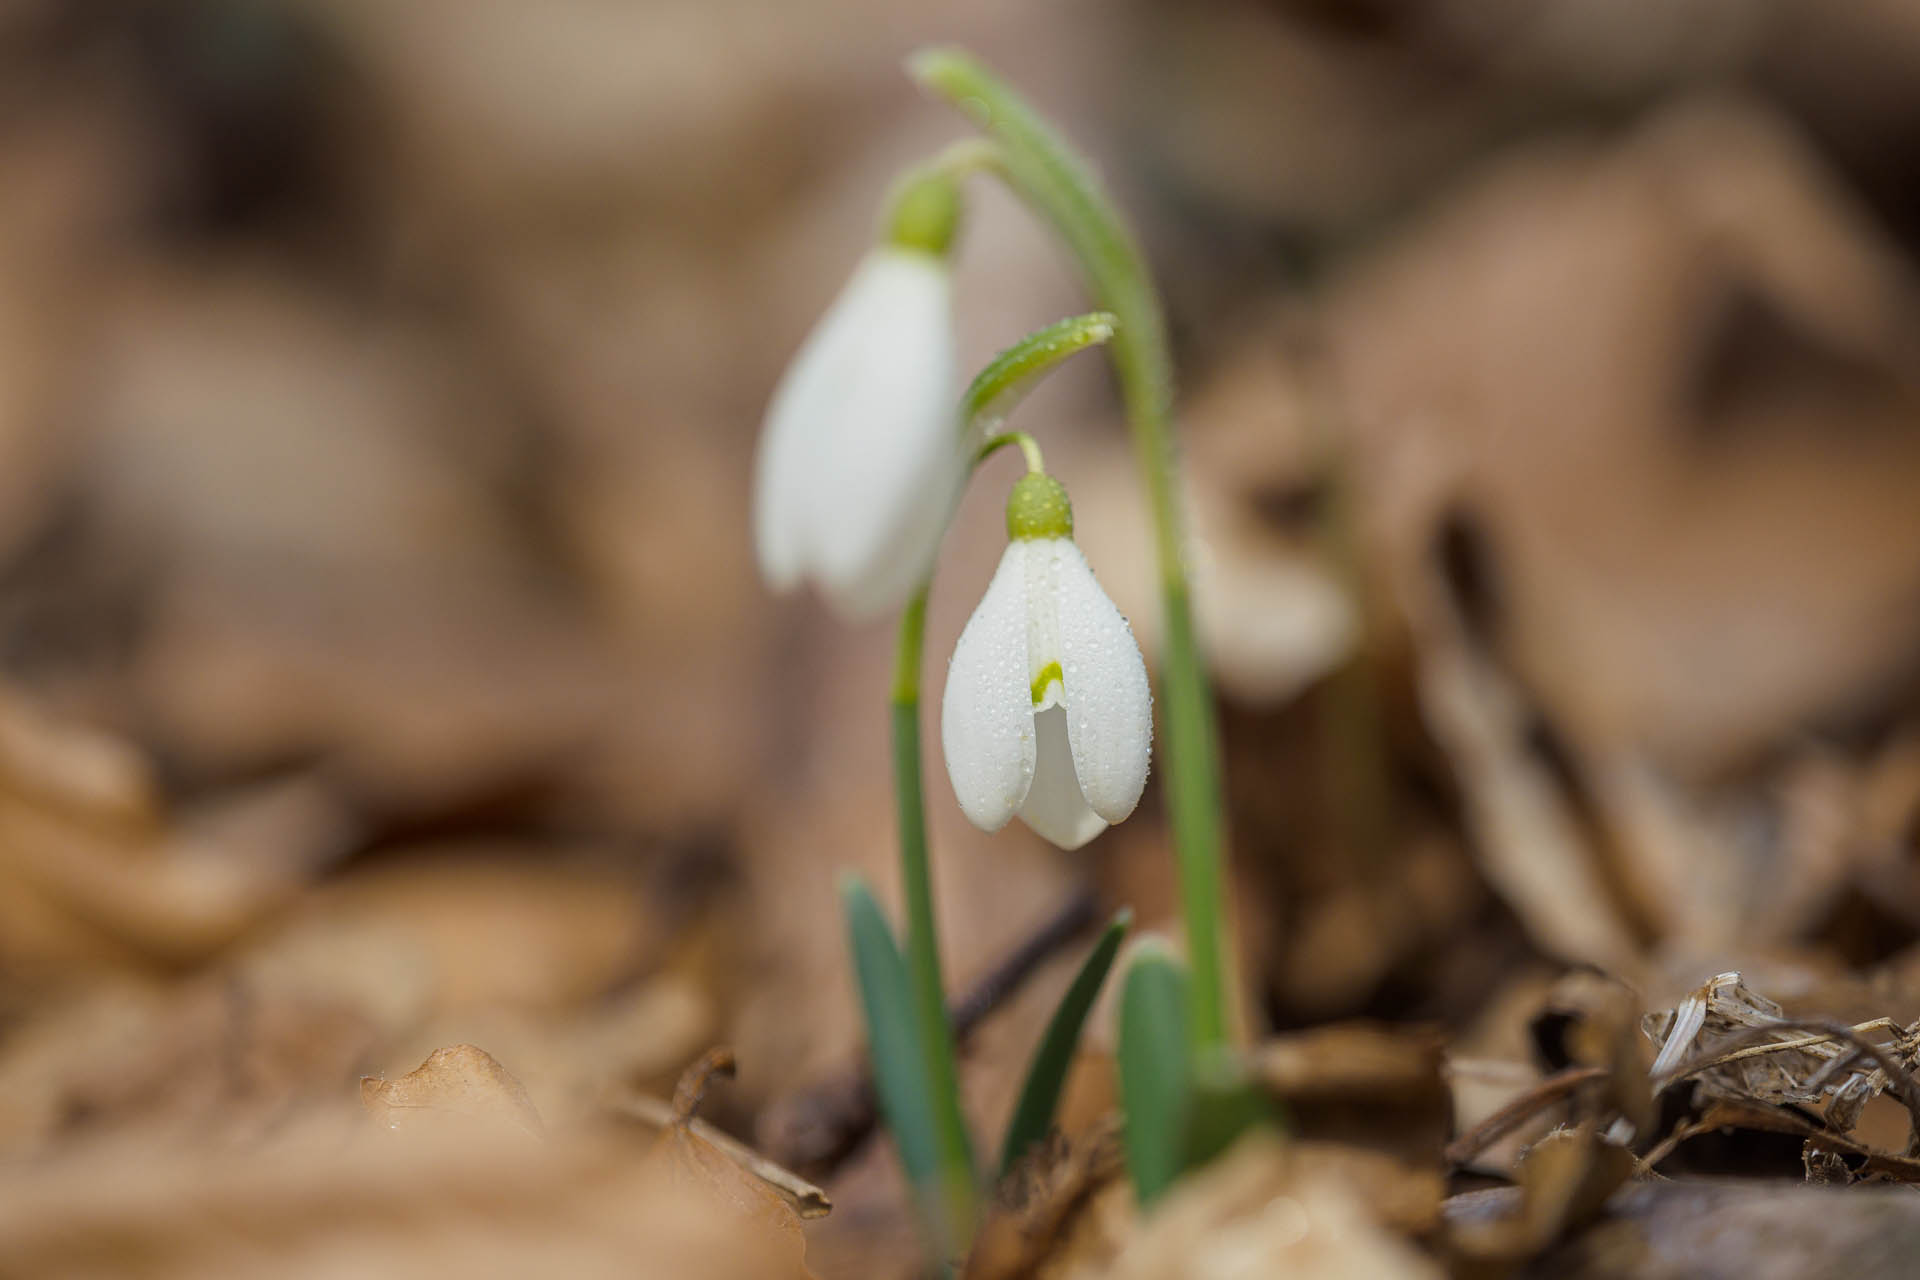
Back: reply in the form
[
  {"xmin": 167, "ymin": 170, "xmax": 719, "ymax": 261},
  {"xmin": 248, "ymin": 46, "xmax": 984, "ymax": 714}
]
[
  {"xmin": 884, "ymin": 169, "xmax": 962, "ymax": 257},
  {"xmin": 1006, "ymin": 471, "xmax": 1073, "ymax": 541}
]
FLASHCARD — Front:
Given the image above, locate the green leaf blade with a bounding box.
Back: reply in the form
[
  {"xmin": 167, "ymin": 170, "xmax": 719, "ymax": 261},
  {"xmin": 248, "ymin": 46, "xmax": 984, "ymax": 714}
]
[
  {"xmin": 997, "ymin": 908, "xmax": 1132, "ymax": 1177},
  {"xmin": 1116, "ymin": 943, "xmax": 1192, "ymax": 1206},
  {"xmin": 840, "ymin": 875, "xmax": 946, "ymax": 1221}
]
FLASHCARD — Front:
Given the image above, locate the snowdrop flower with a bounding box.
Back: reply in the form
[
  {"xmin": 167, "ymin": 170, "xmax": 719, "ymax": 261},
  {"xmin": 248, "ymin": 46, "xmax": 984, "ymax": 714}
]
[
  {"xmin": 753, "ymin": 173, "xmax": 967, "ymax": 621},
  {"xmin": 942, "ymin": 471, "xmax": 1152, "ymax": 849}
]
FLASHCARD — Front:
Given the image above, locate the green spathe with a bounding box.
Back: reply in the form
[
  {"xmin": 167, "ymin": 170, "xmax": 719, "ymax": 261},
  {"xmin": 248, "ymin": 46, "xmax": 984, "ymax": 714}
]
[{"xmin": 1005, "ymin": 471, "xmax": 1072, "ymax": 541}]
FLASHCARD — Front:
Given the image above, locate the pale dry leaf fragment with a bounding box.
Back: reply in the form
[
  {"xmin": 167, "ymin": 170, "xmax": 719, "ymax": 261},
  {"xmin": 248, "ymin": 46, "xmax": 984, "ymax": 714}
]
[
  {"xmin": 361, "ymin": 1044, "xmax": 544, "ymax": 1139},
  {"xmin": 647, "ymin": 1048, "xmax": 820, "ymax": 1279},
  {"xmin": 1098, "ymin": 1134, "xmax": 1443, "ymax": 1280}
]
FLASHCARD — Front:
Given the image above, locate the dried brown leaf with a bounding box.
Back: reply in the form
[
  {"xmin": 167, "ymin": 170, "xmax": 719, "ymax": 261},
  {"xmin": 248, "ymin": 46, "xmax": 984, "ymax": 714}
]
[
  {"xmin": 361, "ymin": 1044, "xmax": 544, "ymax": 1140},
  {"xmin": 1447, "ymin": 1126, "xmax": 1638, "ymax": 1269},
  {"xmin": 1251, "ymin": 1022, "xmax": 1453, "ymax": 1165}
]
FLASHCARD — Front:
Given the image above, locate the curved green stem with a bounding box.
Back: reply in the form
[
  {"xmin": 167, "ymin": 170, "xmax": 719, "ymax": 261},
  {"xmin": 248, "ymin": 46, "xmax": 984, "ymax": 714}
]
[
  {"xmin": 975, "ymin": 431, "xmax": 1046, "ymax": 473},
  {"xmin": 890, "ymin": 589, "xmax": 977, "ymax": 1253},
  {"xmin": 911, "ymin": 48, "xmax": 1235, "ymax": 1052}
]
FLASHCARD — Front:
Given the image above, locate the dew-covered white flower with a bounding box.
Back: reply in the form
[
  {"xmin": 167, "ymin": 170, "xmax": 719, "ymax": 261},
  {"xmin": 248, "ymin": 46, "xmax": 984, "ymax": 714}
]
[
  {"xmin": 942, "ymin": 473, "xmax": 1152, "ymax": 849},
  {"xmin": 754, "ymin": 175, "xmax": 968, "ymax": 621}
]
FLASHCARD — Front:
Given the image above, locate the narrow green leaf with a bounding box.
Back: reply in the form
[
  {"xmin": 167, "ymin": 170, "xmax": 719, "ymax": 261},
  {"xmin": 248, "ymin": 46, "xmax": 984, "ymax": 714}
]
[
  {"xmin": 997, "ymin": 908, "xmax": 1132, "ymax": 1177},
  {"xmin": 1116, "ymin": 943, "xmax": 1192, "ymax": 1205},
  {"xmin": 841, "ymin": 875, "xmax": 944, "ymax": 1207}
]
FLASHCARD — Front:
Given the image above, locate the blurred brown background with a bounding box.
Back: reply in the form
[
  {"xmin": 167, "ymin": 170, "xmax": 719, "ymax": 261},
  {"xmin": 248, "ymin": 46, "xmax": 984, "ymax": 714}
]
[{"xmin": 5, "ymin": 0, "xmax": 1920, "ymax": 1274}]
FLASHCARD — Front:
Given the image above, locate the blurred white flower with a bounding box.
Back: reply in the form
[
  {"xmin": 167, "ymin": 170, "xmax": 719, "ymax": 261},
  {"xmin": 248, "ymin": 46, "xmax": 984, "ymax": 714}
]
[
  {"xmin": 753, "ymin": 247, "xmax": 962, "ymax": 621},
  {"xmin": 942, "ymin": 478, "xmax": 1152, "ymax": 848}
]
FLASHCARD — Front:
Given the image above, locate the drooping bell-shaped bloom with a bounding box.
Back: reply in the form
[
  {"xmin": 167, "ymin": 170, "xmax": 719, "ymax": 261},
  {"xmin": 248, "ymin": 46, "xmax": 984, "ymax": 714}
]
[
  {"xmin": 754, "ymin": 174, "xmax": 967, "ymax": 622},
  {"xmin": 942, "ymin": 472, "xmax": 1152, "ymax": 849}
]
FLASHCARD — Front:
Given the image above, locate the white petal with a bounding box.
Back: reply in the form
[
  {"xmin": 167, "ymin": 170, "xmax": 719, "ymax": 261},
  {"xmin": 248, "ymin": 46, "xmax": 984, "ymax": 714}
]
[
  {"xmin": 1054, "ymin": 541, "xmax": 1153, "ymax": 824},
  {"xmin": 806, "ymin": 250, "xmax": 960, "ymax": 621},
  {"xmin": 756, "ymin": 254, "xmax": 900, "ymax": 591},
  {"xmin": 941, "ymin": 542, "xmax": 1036, "ymax": 832},
  {"xmin": 1018, "ymin": 705, "xmax": 1108, "ymax": 850},
  {"xmin": 752, "ymin": 315, "xmax": 825, "ymax": 592}
]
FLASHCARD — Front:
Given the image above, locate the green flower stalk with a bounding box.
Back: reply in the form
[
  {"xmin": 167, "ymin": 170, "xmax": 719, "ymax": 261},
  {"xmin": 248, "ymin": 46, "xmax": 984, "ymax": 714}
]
[{"xmin": 910, "ymin": 48, "xmax": 1236, "ymax": 1053}]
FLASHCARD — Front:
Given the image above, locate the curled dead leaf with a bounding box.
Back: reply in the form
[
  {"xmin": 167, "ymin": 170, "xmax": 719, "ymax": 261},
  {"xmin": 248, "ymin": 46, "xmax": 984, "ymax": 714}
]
[{"xmin": 361, "ymin": 1043, "xmax": 544, "ymax": 1140}]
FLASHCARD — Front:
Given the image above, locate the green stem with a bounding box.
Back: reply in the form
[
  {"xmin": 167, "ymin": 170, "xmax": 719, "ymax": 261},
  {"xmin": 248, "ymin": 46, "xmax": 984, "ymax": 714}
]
[
  {"xmin": 911, "ymin": 48, "xmax": 1234, "ymax": 1052},
  {"xmin": 975, "ymin": 431, "xmax": 1046, "ymax": 473},
  {"xmin": 891, "ymin": 588, "xmax": 978, "ymax": 1249}
]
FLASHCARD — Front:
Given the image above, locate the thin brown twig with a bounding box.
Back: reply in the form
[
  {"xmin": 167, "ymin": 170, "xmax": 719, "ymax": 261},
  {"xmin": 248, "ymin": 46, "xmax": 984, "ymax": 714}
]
[
  {"xmin": 1444, "ymin": 1064, "xmax": 1607, "ymax": 1168},
  {"xmin": 1659, "ymin": 1017, "xmax": 1900, "ymax": 1079},
  {"xmin": 1638, "ymin": 1113, "xmax": 1720, "ymax": 1172},
  {"xmin": 615, "ymin": 1091, "xmax": 833, "ymax": 1219},
  {"xmin": 672, "ymin": 1046, "xmax": 737, "ymax": 1123}
]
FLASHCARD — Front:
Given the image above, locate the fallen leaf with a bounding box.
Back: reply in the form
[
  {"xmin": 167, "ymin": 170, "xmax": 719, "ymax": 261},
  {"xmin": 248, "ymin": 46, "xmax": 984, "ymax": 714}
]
[
  {"xmin": 361, "ymin": 1044, "xmax": 544, "ymax": 1140},
  {"xmin": 1251, "ymin": 1022, "xmax": 1454, "ymax": 1166}
]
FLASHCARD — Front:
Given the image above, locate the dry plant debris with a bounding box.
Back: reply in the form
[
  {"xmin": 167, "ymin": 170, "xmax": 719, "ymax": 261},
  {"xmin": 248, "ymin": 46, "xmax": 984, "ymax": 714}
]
[{"xmin": 1644, "ymin": 971, "xmax": 1920, "ymax": 1174}]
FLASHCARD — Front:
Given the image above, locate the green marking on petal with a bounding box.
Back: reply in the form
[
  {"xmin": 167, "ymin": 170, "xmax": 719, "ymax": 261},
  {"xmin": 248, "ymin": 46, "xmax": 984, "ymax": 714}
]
[{"xmin": 1030, "ymin": 660, "xmax": 1063, "ymax": 706}]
